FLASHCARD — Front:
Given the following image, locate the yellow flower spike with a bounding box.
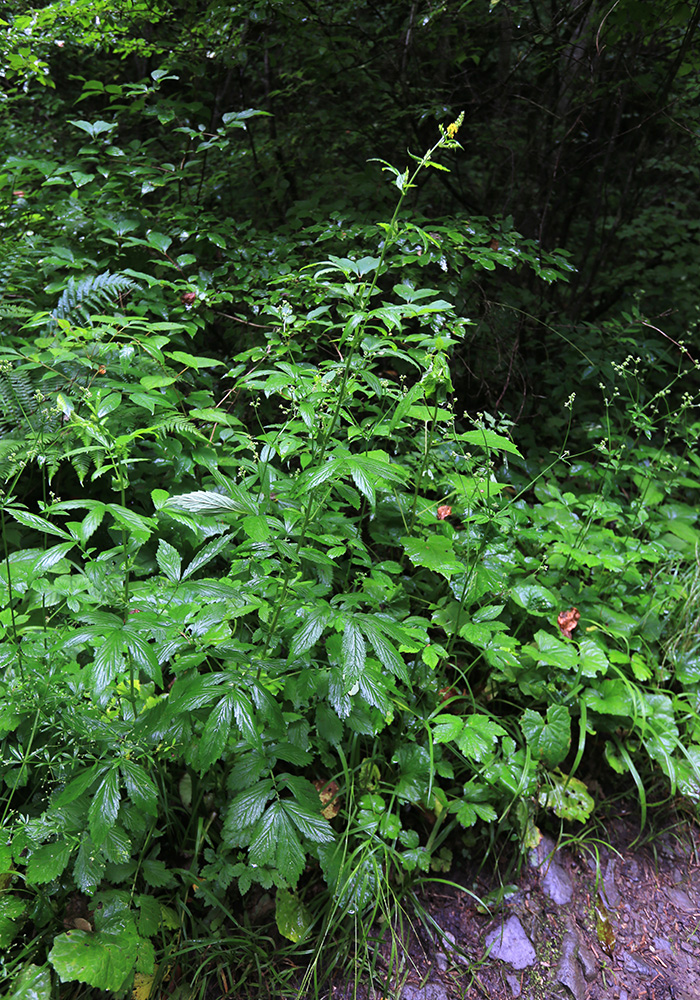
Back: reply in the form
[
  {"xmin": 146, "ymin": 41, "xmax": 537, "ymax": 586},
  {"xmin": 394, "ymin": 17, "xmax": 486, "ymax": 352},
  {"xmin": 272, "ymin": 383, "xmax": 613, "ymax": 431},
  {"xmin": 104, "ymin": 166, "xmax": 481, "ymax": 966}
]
[{"xmin": 444, "ymin": 111, "xmax": 465, "ymax": 139}]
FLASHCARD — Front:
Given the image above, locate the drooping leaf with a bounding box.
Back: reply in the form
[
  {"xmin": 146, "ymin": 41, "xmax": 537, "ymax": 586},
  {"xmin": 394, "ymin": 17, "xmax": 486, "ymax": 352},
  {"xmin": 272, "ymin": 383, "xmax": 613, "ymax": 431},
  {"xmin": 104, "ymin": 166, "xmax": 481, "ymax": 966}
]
[{"xmin": 276, "ymin": 888, "xmax": 312, "ymax": 942}]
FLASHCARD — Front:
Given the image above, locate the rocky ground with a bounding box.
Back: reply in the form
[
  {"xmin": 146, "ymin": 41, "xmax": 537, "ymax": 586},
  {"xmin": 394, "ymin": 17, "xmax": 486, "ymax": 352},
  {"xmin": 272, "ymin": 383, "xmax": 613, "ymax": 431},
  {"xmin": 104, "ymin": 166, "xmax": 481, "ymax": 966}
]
[{"xmin": 328, "ymin": 816, "xmax": 699, "ymax": 1000}]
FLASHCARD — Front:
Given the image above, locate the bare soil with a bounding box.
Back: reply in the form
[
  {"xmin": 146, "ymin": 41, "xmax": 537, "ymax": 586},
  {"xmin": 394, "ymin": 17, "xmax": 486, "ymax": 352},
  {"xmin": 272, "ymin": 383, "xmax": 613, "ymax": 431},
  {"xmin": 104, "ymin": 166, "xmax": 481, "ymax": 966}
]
[{"xmin": 326, "ymin": 815, "xmax": 700, "ymax": 1000}]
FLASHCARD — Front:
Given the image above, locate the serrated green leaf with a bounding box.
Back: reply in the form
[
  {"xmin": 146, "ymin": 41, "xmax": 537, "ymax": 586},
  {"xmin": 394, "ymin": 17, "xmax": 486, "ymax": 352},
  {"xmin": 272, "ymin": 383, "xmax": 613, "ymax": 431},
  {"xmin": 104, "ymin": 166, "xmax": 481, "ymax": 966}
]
[
  {"xmin": 136, "ymin": 894, "xmax": 161, "ymax": 937},
  {"xmin": 248, "ymin": 804, "xmax": 282, "ymax": 867},
  {"xmin": 431, "ymin": 714, "xmax": 464, "ymax": 743},
  {"xmin": 341, "ymin": 620, "xmax": 366, "ymax": 689},
  {"xmin": 223, "ymin": 781, "xmax": 275, "ymax": 843},
  {"xmin": 401, "ymin": 535, "xmax": 464, "ymax": 578},
  {"xmin": 456, "ymin": 714, "xmax": 506, "ymax": 762},
  {"xmin": 198, "ymin": 694, "xmax": 234, "ymax": 771},
  {"xmin": 26, "ymin": 841, "xmax": 71, "ymax": 884},
  {"xmin": 106, "ymin": 504, "xmax": 154, "ymax": 542},
  {"xmin": 290, "ymin": 606, "xmax": 331, "ymax": 657},
  {"xmin": 31, "ymin": 541, "xmax": 75, "ymax": 574},
  {"xmin": 181, "ymin": 534, "xmax": 231, "ymax": 579},
  {"xmin": 156, "ymin": 538, "xmax": 182, "ymax": 582},
  {"xmin": 7, "ymin": 508, "xmax": 72, "ymax": 540},
  {"xmin": 282, "ymin": 800, "xmax": 334, "ymax": 844},
  {"xmin": 88, "ymin": 769, "xmax": 121, "ymax": 846},
  {"xmin": 120, "ymin": 760, "xmax": 158, "ymax": 815},
  {"xmin": 461, "ymin": 428, "xmax": 522, "ymax": 456},
  {"xmin": 89, "ymin": 629, "xmax": 125, "ymax": 696},
  {"xmin": 54, "ymin": 764, "xmax": 105, "ymax": 807},
  {"xmin": 141, "ymin": 859, "xmax": 175, "ymax": 888},
  {"xmin": 274, "ymin": 809, "xmax": 306, "ymax": 885},
  {"xmin": 73, "ymin": 835, "xmax": 106, "ymax": 894}
]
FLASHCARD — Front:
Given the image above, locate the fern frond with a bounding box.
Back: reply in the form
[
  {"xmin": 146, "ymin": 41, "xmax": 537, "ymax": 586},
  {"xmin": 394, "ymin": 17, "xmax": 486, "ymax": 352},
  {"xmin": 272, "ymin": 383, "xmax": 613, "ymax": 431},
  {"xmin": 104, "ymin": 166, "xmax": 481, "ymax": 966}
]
[{"xmin": 52, "ymin": 271, "xmax": 137, "ymax": 328}]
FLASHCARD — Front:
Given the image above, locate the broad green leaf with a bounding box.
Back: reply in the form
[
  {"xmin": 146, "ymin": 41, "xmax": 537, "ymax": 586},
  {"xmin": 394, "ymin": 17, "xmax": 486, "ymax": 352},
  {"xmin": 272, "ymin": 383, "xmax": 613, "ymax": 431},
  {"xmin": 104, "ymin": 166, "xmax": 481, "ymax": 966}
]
[
  {"xmin": 460, "ymin": 429, "xmax": 522, "ymax": 456},
  {"xmin": 510, "ymin": 582, "xmax": 558, "ymax": 615},
  {"xmin": 521, "ymin": 705, "xmax": 571, "ymax": 768},
  {"xmin": 578, "ymin": 637, "xmax": 609, "ymax": 677},
  {"xmin": 49, "ymin": 918, "xmax": 139, "ymax": 993},
  {"xmin": 539, "ymin": 773, "xmax": 594, "ymax": 822},
  {"xmin": 582, "ymin": 679, "xmax": 636, "ymax": 718},
  {"xmin": 241, "ymin": 514, "xmax": 270, "ymax": 541},
  {"xmin": 146, "ymin": 230, "xmax": 171, "ymax": 254},
  {"xmin": 532, "ymin": 630, "xmax": 579, "ymax": 670},
  {"xmin": 3, "ymin": 963, "xmax": 51, "ymax": 1000},
  {"xmin": 0, "ymin": 895, "xmax": 27, "ymax": 948},
  {"xmin": 401, "ymin": 535, "xmax": 464, "ymax": 578},
  {"xmin": 88, "ymin": 769, "xmax": 121, "ymax": 846},
  {"xmin": 276, "ymin": 888, "xmax": 312, "ymax": 942},
  {"xmin": 26, "ymin": 841, "xmax": 71, "ymax": 885},
  {"xmin": 156, "ymin": 538, "xmax": 182, "ymax": 582}
]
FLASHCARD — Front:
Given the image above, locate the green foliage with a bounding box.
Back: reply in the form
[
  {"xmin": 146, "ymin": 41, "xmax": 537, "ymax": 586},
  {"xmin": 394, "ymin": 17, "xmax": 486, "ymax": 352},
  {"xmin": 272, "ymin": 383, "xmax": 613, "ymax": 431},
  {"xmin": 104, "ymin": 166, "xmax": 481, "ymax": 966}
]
[{"xmin": 0, "ymin": 2, "xmax": 699, "ymax": 996}]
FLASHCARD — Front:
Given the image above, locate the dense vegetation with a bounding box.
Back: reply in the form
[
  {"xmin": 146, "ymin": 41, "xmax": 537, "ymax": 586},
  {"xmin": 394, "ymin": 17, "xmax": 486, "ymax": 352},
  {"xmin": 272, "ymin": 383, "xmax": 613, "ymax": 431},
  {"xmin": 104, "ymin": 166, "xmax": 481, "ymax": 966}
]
[{"xmin": 0, "ymin": 1, "xmax": 699, "ymax": 997}]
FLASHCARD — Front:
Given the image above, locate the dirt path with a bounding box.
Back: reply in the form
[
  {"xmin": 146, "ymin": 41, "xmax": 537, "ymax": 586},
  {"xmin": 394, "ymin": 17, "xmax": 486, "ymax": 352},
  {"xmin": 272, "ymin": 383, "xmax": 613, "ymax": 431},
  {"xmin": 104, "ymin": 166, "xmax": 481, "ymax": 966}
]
[{"xmin": 330, "ymin": 818, "xmax": 700, "ymax": 1000}]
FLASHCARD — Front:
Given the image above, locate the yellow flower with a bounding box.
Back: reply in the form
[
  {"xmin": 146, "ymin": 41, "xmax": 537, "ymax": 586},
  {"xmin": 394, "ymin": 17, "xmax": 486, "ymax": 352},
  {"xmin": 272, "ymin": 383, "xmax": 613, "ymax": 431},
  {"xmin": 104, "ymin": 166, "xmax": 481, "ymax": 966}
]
[{"xmin": 447, "ymin": 121, "xmax": 459, "ymax": 138}]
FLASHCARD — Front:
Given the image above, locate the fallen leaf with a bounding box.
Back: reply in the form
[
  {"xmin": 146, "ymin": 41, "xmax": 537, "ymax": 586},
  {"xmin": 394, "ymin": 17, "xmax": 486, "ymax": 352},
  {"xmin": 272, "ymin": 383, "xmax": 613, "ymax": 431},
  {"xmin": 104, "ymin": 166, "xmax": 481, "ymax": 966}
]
[{"xmin": 557, "ymin": 607, "xmax": 580, "ymax": 639}]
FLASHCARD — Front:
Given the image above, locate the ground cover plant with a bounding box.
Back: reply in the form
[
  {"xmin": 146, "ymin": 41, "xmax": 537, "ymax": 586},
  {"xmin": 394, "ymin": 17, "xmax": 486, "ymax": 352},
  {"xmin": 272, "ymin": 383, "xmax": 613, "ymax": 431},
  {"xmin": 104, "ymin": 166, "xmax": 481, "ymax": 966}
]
[{"xmin": 1, "ymin": 2, "xmax": 700, "ymax": 998}]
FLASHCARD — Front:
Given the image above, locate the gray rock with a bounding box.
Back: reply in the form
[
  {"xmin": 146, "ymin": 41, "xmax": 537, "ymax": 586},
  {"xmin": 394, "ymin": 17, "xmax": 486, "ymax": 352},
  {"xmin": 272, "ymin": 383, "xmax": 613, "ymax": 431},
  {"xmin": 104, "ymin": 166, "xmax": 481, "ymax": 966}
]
[
  {"xmin": 530, "ymin": 834, "xmax": 574, "ymax": 904},
  {"xmin": 484, "ymin": 916, "xmax": 536, "ymax": 969},
  {"xmin": 603, "ymin": 859, "xmax": 621, "ymax": 908},
  {"xmin": 555, "ymin": 930, "xmax": 587, "ymax": 1000},
  {"xmin": 401, "ymin": 984, "xmax": 449, "ymax": 1000},
  {"xmin": 667, "ymin": 887, "xmax": 695, "ymax": 912},
  {"xmin": 653, "ymin": 936, "xmax": 674, "ymax": 955},
  {"xmin": 622, "ymin": 951, "xmax": 657, "ymax": 976},
  {"xmin": 505, "ymin": 973, "xmax": 522, "ymax": 997},
  {"xmin": 542, "ymin": 858, "xmax": 574, "ymax": 905}
]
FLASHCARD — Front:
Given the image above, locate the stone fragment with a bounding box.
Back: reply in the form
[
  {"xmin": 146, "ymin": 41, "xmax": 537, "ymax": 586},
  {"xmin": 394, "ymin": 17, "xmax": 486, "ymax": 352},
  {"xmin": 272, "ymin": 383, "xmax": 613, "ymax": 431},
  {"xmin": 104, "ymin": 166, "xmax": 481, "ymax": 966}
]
[
  {"xmin": 530, "ymin": 834, "xmax": 573, "ymax": 904},
  {"xmin": 555, "ymin": 929, "xmax": 587, "ymax": 1000},
  {"xmin": 603, "ymin": 859, "xmax": 621, "ymax": 908},
  {"xmin": 505, "ymin": 972, "xmax": 521, "ymax": 997},
  {"xmin": 484, "ymin": 916, "xmax": 536, "ymax": 969},
  {"xmin": 401, "ymin": 984, "xmax": 449, "ymax": 1000},
  {"xmin": 621, "ymin": 951, "xmax": 656, "ymax": 976},
  {"xmin": 667, "ymin": 888, "xmax": 696, "ymax": 913}
]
